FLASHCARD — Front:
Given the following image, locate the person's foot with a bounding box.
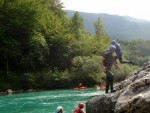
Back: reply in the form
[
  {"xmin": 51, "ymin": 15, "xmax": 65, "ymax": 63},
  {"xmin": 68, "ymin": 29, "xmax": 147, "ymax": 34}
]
[{"xmin": 130, "ymin": 60, "xmax": 134, "ymax": 65}]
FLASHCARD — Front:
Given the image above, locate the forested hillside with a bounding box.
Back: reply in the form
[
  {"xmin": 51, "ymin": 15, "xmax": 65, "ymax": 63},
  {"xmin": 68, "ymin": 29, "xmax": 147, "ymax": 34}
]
[
  {"xmin": 0, "ymin": 0, "xmax": 148, "ymax": 92},
  {"xmin": 66, "ymin": 10, "xmax": 150, "ymax": 40},
  {"xmin": 119, "ymin": 39, "xmax": 150, "ymax": 66}
]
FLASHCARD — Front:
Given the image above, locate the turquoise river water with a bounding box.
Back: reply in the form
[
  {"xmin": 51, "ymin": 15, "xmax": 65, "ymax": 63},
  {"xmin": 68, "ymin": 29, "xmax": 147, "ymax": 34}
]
[{"xmin": 0, "ymin": 88, "xmax": 104, "ymax": 113}]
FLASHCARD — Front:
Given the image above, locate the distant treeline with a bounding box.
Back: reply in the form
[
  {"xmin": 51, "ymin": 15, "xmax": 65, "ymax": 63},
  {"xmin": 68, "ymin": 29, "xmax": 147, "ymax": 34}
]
[
  {"xmin": 66, "ymin": 10, "xmax": 150, "ymax": 40},
  {"xmin": 0, "ymin": 0, "xmax": 148, "ymax": 91}
]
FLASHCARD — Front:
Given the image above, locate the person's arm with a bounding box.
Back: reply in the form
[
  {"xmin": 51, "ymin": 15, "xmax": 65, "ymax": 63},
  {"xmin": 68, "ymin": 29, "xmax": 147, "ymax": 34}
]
[
  {"xmin": 100, "ymin": 57, "xmax": 106, "ymax": 72},
  {"xmin": 81, "ymin": 109, "xmax": 86, "ymax": 113},
  {"xmin": 113, "ymin": 61, "xmax": 121, "ymax": 69}
]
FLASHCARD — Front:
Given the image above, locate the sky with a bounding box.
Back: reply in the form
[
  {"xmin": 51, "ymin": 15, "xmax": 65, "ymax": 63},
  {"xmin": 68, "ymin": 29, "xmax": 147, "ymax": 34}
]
[{"xmin": 60, "ymin": 0, "xmax": 150, "ymax": 21}]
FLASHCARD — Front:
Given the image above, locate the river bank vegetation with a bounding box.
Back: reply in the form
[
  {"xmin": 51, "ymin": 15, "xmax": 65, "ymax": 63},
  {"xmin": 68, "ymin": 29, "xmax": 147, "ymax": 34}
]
[{"xmin": 0, "ymin": 0, "xmax": 149, "ymax": 92}]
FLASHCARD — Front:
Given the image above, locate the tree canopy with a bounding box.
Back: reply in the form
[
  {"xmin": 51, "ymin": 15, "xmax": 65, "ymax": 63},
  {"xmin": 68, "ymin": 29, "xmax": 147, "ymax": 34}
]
[{"xmin": 0, "ymin": 0, "xmax": 143, "ymax": 91}]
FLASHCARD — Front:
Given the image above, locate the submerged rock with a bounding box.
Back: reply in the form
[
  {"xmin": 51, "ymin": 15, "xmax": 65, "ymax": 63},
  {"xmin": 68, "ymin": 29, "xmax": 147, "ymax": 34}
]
[{"xmin": 86, "ymin": 61, "xmax": 150, "ymax": 113}]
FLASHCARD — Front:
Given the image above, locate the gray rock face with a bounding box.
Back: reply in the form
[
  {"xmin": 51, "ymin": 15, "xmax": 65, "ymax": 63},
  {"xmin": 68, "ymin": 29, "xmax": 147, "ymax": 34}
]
[
  {"xmin": 86, "ymin": 61, "xmax": 150, "ymax": 113},
  {"xmin": 86, "ymin": 93, "xmax": 119, "ymax": 113}
]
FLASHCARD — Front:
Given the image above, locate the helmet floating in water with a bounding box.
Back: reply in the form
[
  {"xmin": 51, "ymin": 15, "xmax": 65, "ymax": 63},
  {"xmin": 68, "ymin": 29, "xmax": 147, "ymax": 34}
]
[
  {"xmin": 57, "ymin": 106, "xmax": 63, "ymax": 112},
  {"xmin": 78, "ymin": 103, "xmax": 84, "ymax": 108}
]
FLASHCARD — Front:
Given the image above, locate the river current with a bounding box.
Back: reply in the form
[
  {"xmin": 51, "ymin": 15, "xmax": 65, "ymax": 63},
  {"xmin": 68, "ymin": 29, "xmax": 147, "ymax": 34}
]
[{"xmin": 0, "ymin": 88, "xmax": 104, "ymax": 113}]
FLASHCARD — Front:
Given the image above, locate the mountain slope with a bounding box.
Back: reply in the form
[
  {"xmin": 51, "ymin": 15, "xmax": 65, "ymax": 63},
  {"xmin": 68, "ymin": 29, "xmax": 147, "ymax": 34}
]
[{"xmin": 66, "ymin": 10, "xmax": 150, "ymax": 40}]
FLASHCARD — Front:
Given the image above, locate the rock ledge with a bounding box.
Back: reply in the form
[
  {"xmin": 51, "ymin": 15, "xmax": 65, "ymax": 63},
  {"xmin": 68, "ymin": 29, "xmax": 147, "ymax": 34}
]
[{"xmin": 86, "ymin": 61, "xmax": 150, "ymax": 113}]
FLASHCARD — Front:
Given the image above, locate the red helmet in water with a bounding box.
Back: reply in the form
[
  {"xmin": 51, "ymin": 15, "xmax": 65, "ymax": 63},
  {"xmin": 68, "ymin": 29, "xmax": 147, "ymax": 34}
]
[{"xmin": 78, "ymin": 103, "xmax": 84, "ymax": 108}]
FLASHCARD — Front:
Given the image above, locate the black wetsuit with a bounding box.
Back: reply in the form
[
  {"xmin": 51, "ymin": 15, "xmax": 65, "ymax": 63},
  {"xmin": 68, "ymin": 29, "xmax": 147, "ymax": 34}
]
[{"xmin": 103, "ymin": 51, "xmax": 116, "ymax": 93}]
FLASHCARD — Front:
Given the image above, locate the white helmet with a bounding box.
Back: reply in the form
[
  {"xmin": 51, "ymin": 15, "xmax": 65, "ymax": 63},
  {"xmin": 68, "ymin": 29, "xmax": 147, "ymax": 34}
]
[{"xmin": 57, "ymin": 106, "xmax": 63, "ymax": 112}]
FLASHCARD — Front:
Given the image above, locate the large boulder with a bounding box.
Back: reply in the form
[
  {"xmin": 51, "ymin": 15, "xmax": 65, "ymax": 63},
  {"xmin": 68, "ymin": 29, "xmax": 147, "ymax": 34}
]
[{"xmin": 86, "ymin": 61, "xmax": 150, "ymax": 113}]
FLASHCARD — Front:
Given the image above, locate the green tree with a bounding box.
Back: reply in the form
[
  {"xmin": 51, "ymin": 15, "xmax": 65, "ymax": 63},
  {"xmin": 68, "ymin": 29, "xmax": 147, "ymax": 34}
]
[
  {"xmin": 0, "ymin": 0, "xmax": 70, "ymax": 73},
  {"xmin": 69, "ymin": 11, "xmax": 85, "ymax": 40},
  {"xmin": 92, "ymin": 17, "xmax": 110, "ymax": 55},
  {"xmin": 93, "ymin": 17, "xmax": 106, "ymax": 38},
  {"xmin": 118, "ymin": 39, "xmax": 150, "ymax": 66}
]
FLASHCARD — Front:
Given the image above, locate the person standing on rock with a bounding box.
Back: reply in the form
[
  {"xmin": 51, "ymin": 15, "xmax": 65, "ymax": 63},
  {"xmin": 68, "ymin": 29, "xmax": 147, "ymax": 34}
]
[{"xmin": 100, "ymin": 45, "xmax": 121, "ymax": 93}]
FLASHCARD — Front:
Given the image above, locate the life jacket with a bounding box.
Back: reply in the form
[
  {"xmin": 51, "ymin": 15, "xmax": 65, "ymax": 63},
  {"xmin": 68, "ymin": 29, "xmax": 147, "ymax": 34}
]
[
  {"xmin": 56, "ymin": 110, "xmax": 63, "ymax": 113},
  {"xmin": 115, "ymin": 43, "xmax": 122, "ymax": 56},
  {"xmin": 74, "ymin": 108, "xmax": 82, "ymax": 113},
  {"xmin": 56, "ymin": 112, "xmax": 62, "ymax": 113},
  {"xmin": 103, "ymin": 51, "xmax": 115, "ymax": 70}
]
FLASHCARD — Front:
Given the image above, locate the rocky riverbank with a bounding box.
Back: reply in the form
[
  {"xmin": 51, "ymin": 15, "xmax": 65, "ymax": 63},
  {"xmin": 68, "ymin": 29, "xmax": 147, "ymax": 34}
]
[
  {"xmin": 0, "ymin": 89, "xmax": 44, "ymax": 95},
  {"xmin": 86, "ymin": 61, "xmax": 150, "ymax": 113}
]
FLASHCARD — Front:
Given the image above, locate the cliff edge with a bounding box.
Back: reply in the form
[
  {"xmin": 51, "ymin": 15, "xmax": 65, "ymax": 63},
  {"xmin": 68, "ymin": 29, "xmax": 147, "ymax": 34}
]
[{"xmin": 86, "ymin": 61, "xmax": 150, "ymax": 113}]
